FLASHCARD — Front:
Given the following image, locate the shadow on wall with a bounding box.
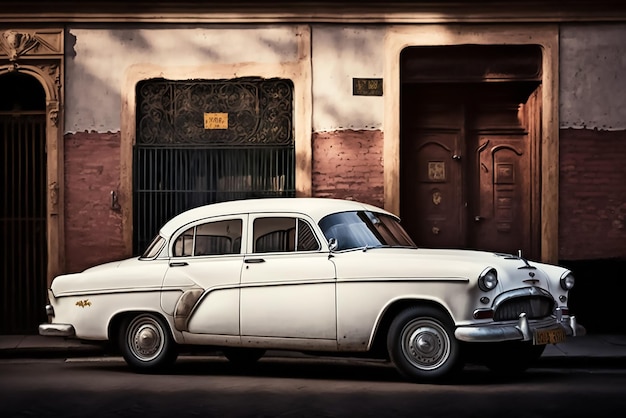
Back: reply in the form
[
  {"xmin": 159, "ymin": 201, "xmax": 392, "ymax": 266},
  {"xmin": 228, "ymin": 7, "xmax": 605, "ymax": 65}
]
[{"xmin": 561, "ymin": 258, "xmax": 626, "ymax": 335}]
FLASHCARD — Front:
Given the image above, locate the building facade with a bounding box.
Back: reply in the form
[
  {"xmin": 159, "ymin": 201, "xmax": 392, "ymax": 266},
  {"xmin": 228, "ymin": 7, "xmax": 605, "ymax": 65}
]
[{"xmin": 1, "ymin": 0, "xmax": 625, "ymax": 334}]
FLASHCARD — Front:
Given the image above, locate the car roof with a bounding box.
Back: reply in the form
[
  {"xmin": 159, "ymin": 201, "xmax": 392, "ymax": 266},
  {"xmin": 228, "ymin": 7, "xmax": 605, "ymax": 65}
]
[{"xmin": 159, "ymin": 197, "xmax": 395, "ymax": 237}]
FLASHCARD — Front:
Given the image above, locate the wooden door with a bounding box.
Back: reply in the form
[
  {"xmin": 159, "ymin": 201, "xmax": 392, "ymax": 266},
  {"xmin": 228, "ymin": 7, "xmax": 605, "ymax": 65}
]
[
  {"xmin": 401, "ymin": 83, "xmax": 540, "ymax": 258},
  {"xmin": 401, "ymin": 104, "xmax": 465, "ymax": 249},
  {"xmin": 466, "ymin": 103, "xmax": 534, "ymax": 256}
]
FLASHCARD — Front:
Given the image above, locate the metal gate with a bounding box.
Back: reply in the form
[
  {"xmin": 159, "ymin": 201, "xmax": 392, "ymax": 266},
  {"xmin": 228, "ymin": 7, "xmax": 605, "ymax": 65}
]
[
  {"xmin": 0, "ymin": 113, "xmax": 47, "ymax": 334},
  {"xmin": 133, "ymin": 78, "xmax": 295, "ymax": 254}
]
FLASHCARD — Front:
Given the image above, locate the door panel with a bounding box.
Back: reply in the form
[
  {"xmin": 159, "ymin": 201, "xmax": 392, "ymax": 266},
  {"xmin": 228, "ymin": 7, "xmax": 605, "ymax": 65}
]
[
  {"xmin": 401, "ymin": 83, "xmax": 540, "ymax": 259},
  {"xmin": 240, "ymin": 252, "xmax": 336, "ymax": 339},
  {"xmin": 403, "ymin": 131, "xmax": 464, "ymax": 248},
  {"xmin": 469, "ymin": 133, "xmax": 531, "ymax": 255},
  {"xmin": 162, "ymin": 256, "xmax": 243, "ymax": 335}
]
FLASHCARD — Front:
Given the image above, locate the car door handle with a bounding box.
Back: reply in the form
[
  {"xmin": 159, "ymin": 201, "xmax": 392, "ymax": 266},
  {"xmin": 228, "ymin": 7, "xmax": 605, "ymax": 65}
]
[
  {"xmin": 244, "ymin": 258, "xmax": 265, "ymax": 264},
  {"xmin": 169, "ymin": 261, "xmax": 188, "ymax": 267}
]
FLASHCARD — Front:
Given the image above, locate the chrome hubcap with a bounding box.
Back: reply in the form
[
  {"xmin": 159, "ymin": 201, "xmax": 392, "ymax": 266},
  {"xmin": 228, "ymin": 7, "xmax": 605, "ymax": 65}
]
[
  {"xmin": 402, "ymin": 320, "xmax": 450, "ymax": 371},
  {"xmin": 127, "ymin": 316, "xmax": 164, "ymax": 361}
]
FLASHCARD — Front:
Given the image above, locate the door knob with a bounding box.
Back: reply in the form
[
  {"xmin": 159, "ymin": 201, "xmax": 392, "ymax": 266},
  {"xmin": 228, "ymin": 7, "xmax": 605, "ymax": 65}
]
[
  {"xmin": 452, "ymin": 154, "xmax": 462, "ymax": 160},
  {"xmin": 474, "ymin": 216, "xmax": 484, "ymax": 222}
]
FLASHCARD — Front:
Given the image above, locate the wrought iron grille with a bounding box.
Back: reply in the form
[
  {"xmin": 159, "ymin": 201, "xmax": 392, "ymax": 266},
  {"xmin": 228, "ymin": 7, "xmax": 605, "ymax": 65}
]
[
  {"xmin": 0, "ymin": 113, "xmax": 48, "ymax": 334},
  {"xmin": 133, "ymin": 78, "xmax": 295, "ymax": 254},
  {"xmin": 136, "ymin": 78, "xmax": 293, "ymax": 147}
]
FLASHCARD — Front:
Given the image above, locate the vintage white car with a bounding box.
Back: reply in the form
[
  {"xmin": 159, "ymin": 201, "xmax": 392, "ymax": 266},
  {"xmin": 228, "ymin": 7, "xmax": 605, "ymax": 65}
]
[{"xmin": 39, "ymin": 197, "xmax": 585, "ymax": 382}]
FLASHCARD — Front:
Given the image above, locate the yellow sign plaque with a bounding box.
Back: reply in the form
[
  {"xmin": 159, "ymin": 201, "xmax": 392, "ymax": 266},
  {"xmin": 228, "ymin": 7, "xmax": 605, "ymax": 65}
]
[{"xmin": 204, "ymin": 113, "xmax": 228, "ymax": 129}]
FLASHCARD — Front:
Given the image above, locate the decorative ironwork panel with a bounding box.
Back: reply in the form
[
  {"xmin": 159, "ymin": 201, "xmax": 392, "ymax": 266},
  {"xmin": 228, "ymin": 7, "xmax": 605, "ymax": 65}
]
[{"xmin": 136, "ymin": 78, "xmax": 294, "ymax": 147}]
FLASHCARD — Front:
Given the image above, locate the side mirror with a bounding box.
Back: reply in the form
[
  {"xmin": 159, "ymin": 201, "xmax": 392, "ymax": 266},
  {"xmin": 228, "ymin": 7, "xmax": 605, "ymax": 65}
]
[{"xmin": 328, "ymin": 237, "xmax": 338, "ymax": 251}]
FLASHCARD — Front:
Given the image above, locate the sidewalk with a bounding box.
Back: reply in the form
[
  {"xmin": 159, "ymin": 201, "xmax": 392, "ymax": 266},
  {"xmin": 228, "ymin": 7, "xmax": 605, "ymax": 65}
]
[{"xmin": 1, "ymin": 334, "xmax": 626, "ymax": 367}]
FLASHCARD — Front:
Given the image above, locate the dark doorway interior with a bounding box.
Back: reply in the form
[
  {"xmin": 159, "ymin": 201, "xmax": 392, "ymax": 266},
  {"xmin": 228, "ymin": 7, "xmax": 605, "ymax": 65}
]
[
  {"xmin": 400, "ymin": 45, "xmax": 543, "ymax": 260},
  {"xmin": 0, "ymin": 71, "xmax": 48, "ymax": 334}
]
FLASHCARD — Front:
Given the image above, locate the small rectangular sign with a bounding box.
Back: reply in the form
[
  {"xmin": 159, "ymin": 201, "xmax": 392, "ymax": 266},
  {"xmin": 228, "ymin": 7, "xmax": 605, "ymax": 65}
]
[
  {"xmin": 204, "ymin": 112, "xmax": 228, "ymax": 129},
  {"xmin": 353, "ymin": 78, "xmax": 383, "ymax": 96}
]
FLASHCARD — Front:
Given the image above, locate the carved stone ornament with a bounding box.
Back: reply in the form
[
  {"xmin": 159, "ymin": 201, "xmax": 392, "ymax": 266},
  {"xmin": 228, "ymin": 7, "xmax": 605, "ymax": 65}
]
[
  {"xmin": 49, "ymin": 108, "xmax": 59, "ymax": 127},
  {"xmin": 1, "ymin": 30, "xmax": 39, "ymax": 61}
]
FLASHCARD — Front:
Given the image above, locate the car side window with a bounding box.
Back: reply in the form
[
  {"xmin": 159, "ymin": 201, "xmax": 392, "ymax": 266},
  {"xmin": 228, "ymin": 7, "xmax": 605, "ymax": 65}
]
[
  {"xmin": 297, "ymin": 219, "xmax": 320, "ymax": 251},
  {"xmin": 173, "ymin": 219, "xmax": 242, "ymax": 257},
  {"xmin": 253, "ymin": 217, "xmax": 320, "ymax": 253}
]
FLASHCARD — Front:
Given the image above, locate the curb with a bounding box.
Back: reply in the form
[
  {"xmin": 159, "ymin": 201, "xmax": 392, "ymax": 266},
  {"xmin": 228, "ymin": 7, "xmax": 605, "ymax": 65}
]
[{"xmin": 2, "ymin": 346, "xmax": 626, "ymax": 369}]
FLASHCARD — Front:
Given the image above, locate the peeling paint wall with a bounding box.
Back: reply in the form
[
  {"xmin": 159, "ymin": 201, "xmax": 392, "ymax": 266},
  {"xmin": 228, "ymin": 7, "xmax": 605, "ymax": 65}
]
[
  {"xmin": 64, "ymin": 131, "xmax": 125, "ymax": 273},
  {"xmin": 65, "ymin": 26, "xmax": 301, "ymax": 132},
  {"xmin": 60, "ymin": 23, "xmax": 626, "ymax": 270},
  {"xmin": 311, "ymin": 25, "xmax": 384, "ymax": 132},
  {"xmin": 312, "ymin": 130, "xmax": 384, "ymax": 207},
  {"xmin": 310, "ymin": 26, "xmax": 385, "ymax": 212},
  {"xmin": 63, "ymin": 25, "xmax": 304, "ymax": 270},
  {"xmin": 560, "ymin": 24, "xmax": 626, "ymax": 130},
  {"xmin": 559, "ymin": 24, "xmax": 626, "ymax": 260}
]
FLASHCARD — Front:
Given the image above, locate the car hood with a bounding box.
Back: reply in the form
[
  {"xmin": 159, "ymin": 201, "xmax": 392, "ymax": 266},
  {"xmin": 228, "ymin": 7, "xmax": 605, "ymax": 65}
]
[{"xmin": 332, "ymin": 247, "xmax": 568, "ymax": 292}]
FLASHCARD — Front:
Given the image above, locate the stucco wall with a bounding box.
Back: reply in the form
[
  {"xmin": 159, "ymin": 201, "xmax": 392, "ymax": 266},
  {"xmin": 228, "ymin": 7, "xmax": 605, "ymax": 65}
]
[
  {"xmin": 310, "ymin": 26, "xmax": 385, "ymax": 215},
  {"xmin": 63, "ymin": 25, "xmax": 307, "ymax": 268},
  {"xmin": 311, "ymin": 25, "xmax": 384, "ymax": 132},
  {"xmin": 560, "ymin": 24, "xmax": 626, "ymax": 130},
  {"xmin": 558, "ymin": 24, "xmax": 626, "ymax": 260},
  {"xmin": 65, "ymin": 25, "xmax": 302, "ymax": 132},
  {"xmin": 61, "ymin": 23, "xmax": 626, "ymax": 270}
]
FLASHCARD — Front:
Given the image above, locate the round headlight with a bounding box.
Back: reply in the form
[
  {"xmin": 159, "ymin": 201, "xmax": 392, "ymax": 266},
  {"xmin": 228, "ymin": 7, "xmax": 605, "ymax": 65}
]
[
  {"xmin": 478, "ymin": 269, "xmax": 498, "ymax": 292},
  {"xmin": 560, "ymin": 272, "xmax": 575, "ymax": 290}
]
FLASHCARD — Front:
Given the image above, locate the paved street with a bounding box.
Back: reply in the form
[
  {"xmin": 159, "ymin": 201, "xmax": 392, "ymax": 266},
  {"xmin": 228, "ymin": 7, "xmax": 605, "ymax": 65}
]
[{"xmin": 2, "ymin": 354, "xmax": 626, "ymax": 418}]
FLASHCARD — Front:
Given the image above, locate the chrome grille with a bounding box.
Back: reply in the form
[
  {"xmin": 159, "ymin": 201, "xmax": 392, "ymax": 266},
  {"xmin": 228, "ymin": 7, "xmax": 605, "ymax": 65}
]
[{"xmin": 493, "ymin": 296, "xmax": 554, "ymax": 321}]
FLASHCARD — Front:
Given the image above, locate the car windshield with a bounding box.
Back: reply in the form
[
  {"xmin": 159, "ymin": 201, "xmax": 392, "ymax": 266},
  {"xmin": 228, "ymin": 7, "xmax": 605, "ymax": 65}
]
[
  {"xmin": 319, "ymin": 211, "xmax": 416, "ymax": 251},
  {"xmin": 140, "ymin": 235, "xmax": 166, "ymax": 259}
]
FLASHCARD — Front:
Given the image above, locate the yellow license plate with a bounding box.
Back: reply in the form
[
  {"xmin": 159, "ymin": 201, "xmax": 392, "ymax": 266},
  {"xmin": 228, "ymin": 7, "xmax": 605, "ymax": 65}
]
[{"xmin": 533, "ymin": 327, "xmax": 566, "ymax": 345}]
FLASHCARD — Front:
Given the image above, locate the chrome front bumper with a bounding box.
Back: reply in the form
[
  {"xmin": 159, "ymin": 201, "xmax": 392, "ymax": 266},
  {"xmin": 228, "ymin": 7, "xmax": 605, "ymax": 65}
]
[{"xmin": 454, "ymin": 313, "xmax": 586, "ymax": 343}]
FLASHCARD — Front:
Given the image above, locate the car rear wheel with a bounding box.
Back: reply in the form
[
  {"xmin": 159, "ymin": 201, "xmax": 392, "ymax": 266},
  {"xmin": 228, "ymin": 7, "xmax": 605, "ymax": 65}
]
[
  {"xmin": 119, "ymin": 313, "xmax": 178, "ymax": 372},
  {"xmin": 387, "ymin": 306, "xmax": 462, "ymax": 382},
  {"xmin": 222, "ymin": 348, "xmax": 266, "ymax": 367}
]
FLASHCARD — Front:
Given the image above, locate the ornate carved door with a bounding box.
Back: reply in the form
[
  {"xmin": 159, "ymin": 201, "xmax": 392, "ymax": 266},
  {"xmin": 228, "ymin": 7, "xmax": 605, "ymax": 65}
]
[{"xmin": 401, "ymin": 83, "xmax": 541, "ymax": 259}]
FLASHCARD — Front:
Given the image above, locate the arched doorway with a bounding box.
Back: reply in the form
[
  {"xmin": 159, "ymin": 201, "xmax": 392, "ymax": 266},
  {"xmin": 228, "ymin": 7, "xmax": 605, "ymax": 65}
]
[{"xmin": 0, "ymin": 71, "xmax": 48, "ymax": 333}]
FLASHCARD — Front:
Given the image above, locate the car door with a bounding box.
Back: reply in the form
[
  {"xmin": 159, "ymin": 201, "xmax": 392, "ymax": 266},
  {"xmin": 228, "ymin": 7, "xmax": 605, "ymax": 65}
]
[
  {"xmin": 239, "ymin": 214, "xmax": 337, "ymax": 340},
  {"xmin": 160, "ymin": 215, "xmax": 246, "ymax": 335}
]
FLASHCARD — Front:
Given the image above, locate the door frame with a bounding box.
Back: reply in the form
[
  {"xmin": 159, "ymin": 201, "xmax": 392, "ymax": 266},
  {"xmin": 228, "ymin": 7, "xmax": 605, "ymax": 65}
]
[
  {"xmin": 384, "ymin": 24, "xmax": 559, "ymax": 263},
  {"xmin": 0, "ymin": 28, "xmax": 65, "ymax": 286},
  {"xmin": 120, "ymin": 25, "xmax": 313, "ymax": 256}
]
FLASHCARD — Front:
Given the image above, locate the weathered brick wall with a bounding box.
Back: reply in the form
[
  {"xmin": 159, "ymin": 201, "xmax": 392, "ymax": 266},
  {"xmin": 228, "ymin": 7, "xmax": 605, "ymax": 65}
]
[
  {"xmin": 559, "ymin": 128, "xmax": 626, "ymax": 260},
  {"xmin": 64, "ymin": 131, "xmax": 126, "ymax": 273},
  {"xmin": 312, "ymin": 130, "xmax": 384, "ymax": 208}
]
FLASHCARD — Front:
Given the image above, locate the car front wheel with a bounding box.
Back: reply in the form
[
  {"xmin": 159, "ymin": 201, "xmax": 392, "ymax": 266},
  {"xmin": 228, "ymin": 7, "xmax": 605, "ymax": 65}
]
[
  {"xmin": 119, "ymin": 313, "xmax": 178, "ymax": 372},
  {"xmin": 387, "ymin": 306, "xmax": 462, "ymax": 382}
]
